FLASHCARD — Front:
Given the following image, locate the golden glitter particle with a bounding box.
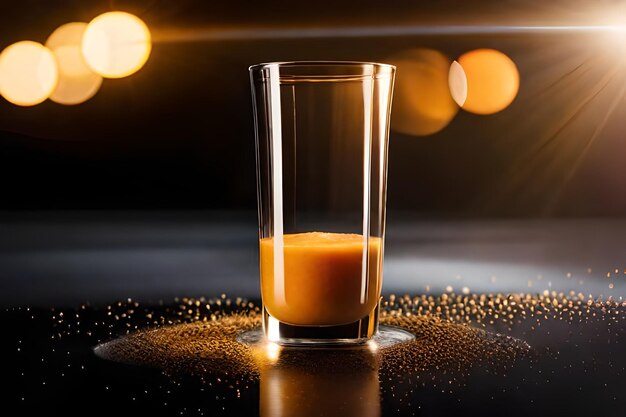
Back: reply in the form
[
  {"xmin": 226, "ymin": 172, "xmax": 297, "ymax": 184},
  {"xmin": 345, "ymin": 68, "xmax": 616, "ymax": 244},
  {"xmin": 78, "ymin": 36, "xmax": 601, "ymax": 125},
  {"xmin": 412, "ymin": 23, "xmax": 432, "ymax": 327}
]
[
  {"xmin": 95, "ymin": 313, "xmax": 262, "ymax": 382},
  {"xmin": 95, "ymin": 306, "xmax": 530, "ymax": 389},
  {"xmin": 91, "ymin": 292, "xmax": 572, "ymax": 388},
  {"xmin": 89, "ymin": 290, "xmax": 626, "ymax": 404}
]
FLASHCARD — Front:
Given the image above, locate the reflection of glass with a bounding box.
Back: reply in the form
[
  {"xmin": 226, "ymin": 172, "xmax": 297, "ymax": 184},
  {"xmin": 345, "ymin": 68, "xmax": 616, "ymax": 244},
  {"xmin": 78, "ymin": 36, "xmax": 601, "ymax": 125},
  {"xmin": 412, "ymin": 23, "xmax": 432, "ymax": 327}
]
[
  {"xmin": 258, "ymin": 344, "xmax": 381, "ymax": 417},
  {"xmin": 250, "ymin": 62, "xmax": 395, "ymax": 345}
]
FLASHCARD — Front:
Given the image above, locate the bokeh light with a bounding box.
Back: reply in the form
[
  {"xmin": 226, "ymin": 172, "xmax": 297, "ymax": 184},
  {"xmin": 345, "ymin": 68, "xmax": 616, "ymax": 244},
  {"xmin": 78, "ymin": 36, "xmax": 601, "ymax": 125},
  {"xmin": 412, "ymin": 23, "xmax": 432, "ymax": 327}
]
[
  {"xmin": 448, "ymin": 60, "xmax": 468, "ymax": 107},
  {"xmin": 0, "ymin": 41, "xmax": 58, "ymax": 106},
  {"xmin": 82, "ymin": 11, "xmax": 151, "ymax": 79},
  {"xmin": 388, "ymin": 49, "xmax": 459, "ymax": 136},
  {"xmin": 46, "ymin": 22, "xmax": 103, "ymax": 105},
  {"xmin": 457, "ymin": 48, "xmax": 520, "ymax": 115}
]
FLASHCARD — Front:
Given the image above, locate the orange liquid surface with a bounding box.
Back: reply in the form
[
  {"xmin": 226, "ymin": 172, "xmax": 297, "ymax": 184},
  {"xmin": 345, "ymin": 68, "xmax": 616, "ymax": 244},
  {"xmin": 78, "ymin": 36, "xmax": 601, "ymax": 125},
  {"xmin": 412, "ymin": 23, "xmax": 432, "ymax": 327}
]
[{"xmin": 260, "ymin": 232, "xmax": 382, "ymax": 326}]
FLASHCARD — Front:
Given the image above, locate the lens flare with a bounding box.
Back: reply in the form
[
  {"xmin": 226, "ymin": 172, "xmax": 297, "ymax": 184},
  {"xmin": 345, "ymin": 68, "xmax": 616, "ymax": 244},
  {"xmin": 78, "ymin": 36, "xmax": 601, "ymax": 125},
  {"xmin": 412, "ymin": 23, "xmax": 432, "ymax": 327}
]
[
  {"xmin": 82, "ymin": 11, "xmax": 152, "ymax": 79},
  {"xmin": 0, "ymin": 41, "xmax": 58, "ymax": 106},
  {"xmin": 46, "ymin": 22, "xmax": 103, "ymax": 105},
  {"xmin": 388, "ymin": 49, "xmax": 459, "ymax": 136},
  {"xmin": 457, "ymin": 48, "xmax": 520, "ymax": 115}
]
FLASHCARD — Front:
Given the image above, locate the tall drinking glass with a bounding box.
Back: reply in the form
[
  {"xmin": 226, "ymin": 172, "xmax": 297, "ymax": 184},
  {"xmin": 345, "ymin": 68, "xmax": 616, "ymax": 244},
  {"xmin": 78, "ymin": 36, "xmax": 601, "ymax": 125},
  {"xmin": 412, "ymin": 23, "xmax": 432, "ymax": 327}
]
[{"xmin": 250, "ymin": 61, "xmax": 395, "ymax": 345}]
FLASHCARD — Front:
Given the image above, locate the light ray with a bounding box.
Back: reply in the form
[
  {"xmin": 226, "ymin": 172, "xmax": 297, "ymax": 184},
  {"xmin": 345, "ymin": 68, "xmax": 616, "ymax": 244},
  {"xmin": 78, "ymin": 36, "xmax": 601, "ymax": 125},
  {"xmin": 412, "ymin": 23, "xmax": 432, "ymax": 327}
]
[
  {"xmin": 496, "ymin": 58, "xmax": 619, "ymax": 186},
  {"xmin": 527, "ymin": 58, "xmax": 593, "ymax": 99},
  {"xmin": 545, "ymin": 79, "xmax": 626, "ymax": 213},
  {"xmin": 528, "ymin": 64, "xmax": 620, "ymax": 160},
  {"xmin": 476, "ymin": 45, "xmax": 625, "ymax": 215},
  {"xmin": 153, "ymin": 24, "xmax": 626, "ymax": 43}
]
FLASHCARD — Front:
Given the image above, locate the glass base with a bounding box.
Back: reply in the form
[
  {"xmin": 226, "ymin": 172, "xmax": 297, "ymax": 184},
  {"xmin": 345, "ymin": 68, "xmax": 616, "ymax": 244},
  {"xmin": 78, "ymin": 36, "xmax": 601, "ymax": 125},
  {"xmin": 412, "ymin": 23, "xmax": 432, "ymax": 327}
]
[
  {"xmin": 237, "ymin": 306, "xmax": 415, "ymax": 348},
  {"xmin": 263, "ymin": 305, "xmax": 379, "ymax": 346}
]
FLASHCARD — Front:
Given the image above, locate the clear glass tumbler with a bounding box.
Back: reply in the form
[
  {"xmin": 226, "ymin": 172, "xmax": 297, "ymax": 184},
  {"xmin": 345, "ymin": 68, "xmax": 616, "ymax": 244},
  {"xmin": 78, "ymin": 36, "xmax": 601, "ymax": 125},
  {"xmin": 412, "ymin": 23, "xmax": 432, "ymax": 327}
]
[{"xmin": 250, "ymin": 61, "xmax": 395, "ymax": 345}]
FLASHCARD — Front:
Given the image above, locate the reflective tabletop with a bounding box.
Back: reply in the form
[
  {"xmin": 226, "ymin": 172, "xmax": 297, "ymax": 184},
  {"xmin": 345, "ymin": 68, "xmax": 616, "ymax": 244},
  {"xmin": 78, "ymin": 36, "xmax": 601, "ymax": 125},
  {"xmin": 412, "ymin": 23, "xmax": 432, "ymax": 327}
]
[{"xmin": 5, "ymin": 291, "xmax": 625, "ymax": 416}]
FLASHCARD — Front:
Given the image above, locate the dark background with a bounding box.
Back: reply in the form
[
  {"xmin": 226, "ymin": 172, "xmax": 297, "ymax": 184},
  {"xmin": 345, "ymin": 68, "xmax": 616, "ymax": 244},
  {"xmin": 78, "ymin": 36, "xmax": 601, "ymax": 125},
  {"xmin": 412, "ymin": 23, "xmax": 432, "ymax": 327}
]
[{"xmin": 0, "ymin": 0, "xmax": 625, "ymax": 216}]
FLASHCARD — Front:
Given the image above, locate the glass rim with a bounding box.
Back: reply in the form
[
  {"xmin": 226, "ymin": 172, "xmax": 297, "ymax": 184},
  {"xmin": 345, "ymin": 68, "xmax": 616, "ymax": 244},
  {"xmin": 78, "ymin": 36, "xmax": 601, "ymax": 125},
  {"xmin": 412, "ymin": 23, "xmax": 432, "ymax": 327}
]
[
  {"xmin": 249, "ymin": 61, "xmax": 395, "ymax": 71},
  {"xmin": 249, "ymin": 61, "xmax": 395, "ymax": 82}
]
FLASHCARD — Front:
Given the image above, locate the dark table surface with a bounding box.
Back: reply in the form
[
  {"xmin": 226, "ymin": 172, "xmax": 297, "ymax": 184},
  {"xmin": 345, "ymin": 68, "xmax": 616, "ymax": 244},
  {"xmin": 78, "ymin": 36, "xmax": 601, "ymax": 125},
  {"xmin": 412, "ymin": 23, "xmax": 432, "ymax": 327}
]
[
  {"xmin": 2, "ymin": 211, "xmax": 626, "ymax": 416},
  {"xmin": 1, "ymin": 211, "xmax": 625, "ymax": 306}
]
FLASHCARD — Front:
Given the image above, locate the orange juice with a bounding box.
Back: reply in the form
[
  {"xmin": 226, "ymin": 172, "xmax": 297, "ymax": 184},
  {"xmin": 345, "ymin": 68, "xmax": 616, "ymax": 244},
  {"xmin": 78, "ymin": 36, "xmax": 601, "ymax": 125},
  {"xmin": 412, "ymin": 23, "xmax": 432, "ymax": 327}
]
[{"xmin": 259, "ymin": 232, "xmax": 382, "ymax": 326}]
